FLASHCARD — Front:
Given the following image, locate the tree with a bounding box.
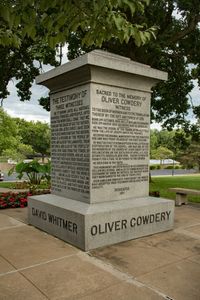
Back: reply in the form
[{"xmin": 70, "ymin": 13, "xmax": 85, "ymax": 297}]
[
  {"xmin": 0, "ymin": 108, "xmax": 36, "ymax": 161},
  {"xmin": 0, "ymin": 1, "xmax": 156, "ymax": 107},
  {"xmin": 1, "ymin": 144, "xmax": 34, "ymax": 162},
  {"xmin": 150, "ymin": 128, "xmax": 193, "ymax": 163},
  {"xmin": 179, "ymin": 142, "xmax": 200, "ymax": 170},
  {"xmin": 0, "ymin": 1, "xmax": 155, "ymax": 48},
  {"xmin": 150, "ymin": 129, "xmax": 183, "ymax": 158},
  {"xmin": 0, "ymin": 108, "xmax": 18, "ymax": 154},
  {"xmin": 16, "ymin": 119, "xmax": 50, "ymax": 161},
  {"xmin": 171, "ymin": 129, "xmax": 191, "ymax": 157},
  {"xmin": 150, "ymin": 130, "xmax": 159, "ymax": 156},
  {"xmin": 67, "ymin": 0, "xmax": 200, "ymax": 129},
  {"xmin": 0, "ymin": 39, "xmax": 59, "ymax": 106},
  {"xmin": 0, "ymin": 1, "xmax": 200, "ymax": 129},
  {"xmin": 152, "ymin": 146, "xmax": 174, "ymax": 166},
  {"xmin": 179, "ymin": 118, "xmax": 200, "ymax": 170},
  {"xmin": 156, "ymin": 130, "xmax": 175, "ymax": 150}
]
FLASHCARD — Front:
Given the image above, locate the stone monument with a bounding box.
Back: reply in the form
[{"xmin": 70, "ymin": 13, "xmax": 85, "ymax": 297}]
[{"xmin": 28, "ymin": 50, "xmax": 174, "ymax": 251}]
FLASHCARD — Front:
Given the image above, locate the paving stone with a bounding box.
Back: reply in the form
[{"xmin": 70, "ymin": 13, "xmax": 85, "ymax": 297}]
[
  {"xmin": 137, "ymin": 260, "xmax": 200, "ymax": 300},
  {"xmin": 187, "ymin": 254, "xmax": 200, "ymax": 265},
  {"xmin": 0, "ymin": 272, "xmax": 47, "ymax": 299},
  {"xmin": 0, "ymin": 225, "xmax": 78, "ymax": 269},
  {"xmin": 174, "ymin": 206, "xmax": 200, "ymax": 228},
  {"xmin": 0, "ymin": 213, "xmax": 23, "ymax": 229},
  {"xmin": 0, "ymin": 255, "xmax": 15, "ymax": 275},
  {"xmin": 184, "ymin": 224, "xmax": 200, "ymax": 236},
  {"xmin": 0, "ymin": 207, "xmax": 28, "ymax": 224},
  {"xmin": 91, "ymin": 239, "xmax": 181, "ymax": 277},
  {"xmin": 140, "ymin": 231, "xmax": 200, "ymax": 258},
  {"xmin": 77, "ymin": 282, "xmax": 164, "ymax": 300},
  {"xmin": 21, "ymin": 255, "xmax": 119, "ymax": 300}
]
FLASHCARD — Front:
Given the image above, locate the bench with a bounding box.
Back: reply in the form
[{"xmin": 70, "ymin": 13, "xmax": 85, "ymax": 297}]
[{"xmin": 168, "ymin": 188, "xmax": 200, "ymax": 206}]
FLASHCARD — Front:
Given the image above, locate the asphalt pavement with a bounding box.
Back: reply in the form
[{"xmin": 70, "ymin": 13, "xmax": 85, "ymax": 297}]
[
  {"xmin": 2, "ymin": 169, "xmax": 198, "ymax": 182},
  {"xmin": 151, "ymin": 169, "xmax": 197, "ymax": 177}
]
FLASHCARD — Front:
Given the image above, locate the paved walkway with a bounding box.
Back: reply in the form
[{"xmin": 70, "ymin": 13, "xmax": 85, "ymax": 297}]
[
  {"xmin": 0, "ymin": 187, "xmax": 29, "ymax": 193},
  {"xmin": 0, "ymin": 204, "xmax": 199, "ymax": 300}
]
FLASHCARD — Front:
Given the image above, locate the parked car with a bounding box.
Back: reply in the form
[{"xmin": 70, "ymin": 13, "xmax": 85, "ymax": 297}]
[{"xmin": 0, "ymin": 171, "xmax": 4, "ymax": 181}]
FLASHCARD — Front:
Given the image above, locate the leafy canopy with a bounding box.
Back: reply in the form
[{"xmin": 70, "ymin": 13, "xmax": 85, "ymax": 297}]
[
  {"xmin": 15, "ymin": 118, "xmax": 51, "ymax": 160},
  {"xmin": 0, "ymin": 0, "xmax": 200, "ymax": 130},
  {"xmin": 0, "ymin": 0, "xmax": 157, "ymax": 108},
  {"xmin": 0, "ymin": 109, "xmax": 50, "ymax": 162},
  {"xmin": 67, "ymin": 0, "xmax": 200, "ymax": 129},
  {"xmin": 0, "ymin": 0, "xmax": 155, "ymax": 48}
]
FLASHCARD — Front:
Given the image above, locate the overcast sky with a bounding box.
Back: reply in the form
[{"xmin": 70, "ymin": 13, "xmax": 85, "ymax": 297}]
[
  {"xmin": 4, "ymin": 79, "xmax": 50, "ymax": 123},
  {"xmin": 3, "ymin": 58, "xmax": 200, "ymax": 128},
  {"xmin": 3, "ymin": 49, "xmax": 69, "ymax": 124}
]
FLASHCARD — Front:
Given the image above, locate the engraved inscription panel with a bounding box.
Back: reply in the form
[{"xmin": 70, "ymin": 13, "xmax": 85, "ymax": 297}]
[
  {"xmin": 91, "ymin": 84, "xmax": 150, "ymax": 202},
  {"xmin": 51, "ymin": 84, "xmax": 90, "ymax": 201}
]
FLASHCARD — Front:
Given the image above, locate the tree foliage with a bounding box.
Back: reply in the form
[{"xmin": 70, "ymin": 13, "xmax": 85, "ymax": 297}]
[
  {"xmin": 15, "ymin": 118, "xmax": 51, "ymax": 160},
  {"xmin": 0, "ymin": 0, "xmax": 156, "ymax": 106},
  {"xmin": 179, "ymin": 142, "xmax": 200, "ymax": 170},
  {"xmin": 150, "ymin": 125, "xmax": 200, "ymax": 170},
  {"xmin": 0, "ymin": 108, "xmax": 36, "ymax": 161},
  {"xmin": 0, "ymin": 109, "xmax": 50, "ymax": 162},
  {"xmin": 0, "ymin": 108, "xmax": 19, "ymax": 155},
  {"xmin": 179, "ymin": 118, "xmax": 200, "ymax": 170},
  {"xmin": 0, "ymin": 40, "xmax": 59, "ymax": 105},
  {"xmin": 0, "ymin": 0, "xmax": 156, "ymax": 48},
  {"xmin": 152, "ymin": 146, "xmax": 174, "ymax": 165},
  {"xmin": 67, "ymin": 0, "xmax": 200, "ymax": 129},
  {"xmin": 0, "ymin": 0, "xmax": 199, "ymax": 129}
]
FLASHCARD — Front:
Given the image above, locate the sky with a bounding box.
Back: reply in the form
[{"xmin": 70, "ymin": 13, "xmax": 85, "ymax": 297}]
[
  {"xmin": 4, "ymin": 79, "xmax": 50, "ymax": 123},
  {"xmin": 3, "ymin": 49, "xmax": 69, "ymax": 124},
  {"xmin": 3, "ymin": 56, "xmax": 200, "ymax": 128}
]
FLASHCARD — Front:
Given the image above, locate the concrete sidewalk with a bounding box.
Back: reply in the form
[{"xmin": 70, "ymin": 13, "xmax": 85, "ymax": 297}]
[
  {"xmin": 0, "ymin": 187, "xmax": 29, "ymax": 193},
  {"xmin": 0, "ymin": 204, "xmax": 199, "ymax": 300}
]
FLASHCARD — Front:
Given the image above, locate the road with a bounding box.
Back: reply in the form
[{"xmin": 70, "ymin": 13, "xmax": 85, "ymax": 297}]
[
  {"xmin": 151, "ymin": 169, "xmax": 198, "ymax": 176},
  {"xmin": 2, "ymin": 169, "xmax": 198, "ymax": 182},
  {"xmin": 2, "ymin": 173, "xmax": 28, "ymax": 182}
]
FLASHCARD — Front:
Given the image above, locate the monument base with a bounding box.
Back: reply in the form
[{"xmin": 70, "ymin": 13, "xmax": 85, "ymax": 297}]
[{"xmin": 28, "ymin": 195, "xmax": 174, "ymax": 251}]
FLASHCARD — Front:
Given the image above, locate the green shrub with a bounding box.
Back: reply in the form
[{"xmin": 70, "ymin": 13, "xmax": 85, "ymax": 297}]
[
  {"xmin": 150, "ymin": 165, "xmax": 157, "ymax": 170},
  {"xmin": 8, "ymin": 160, "xmax": 51, "ymax": 192}
]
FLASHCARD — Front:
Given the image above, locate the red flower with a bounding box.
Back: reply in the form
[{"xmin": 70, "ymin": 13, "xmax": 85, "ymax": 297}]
[{"xmin": 9, "ymin": 198, "xmax": 15, "ymax": 202}]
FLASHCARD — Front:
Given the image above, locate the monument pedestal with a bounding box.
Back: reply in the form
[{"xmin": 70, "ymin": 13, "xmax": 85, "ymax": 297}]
[
  {"xmin": 28, "ymin": 50, "xmax": 174, "ymax": 251},
  {"xmin": 28, "ymin": 195, "xmax": 174, "ymax": 251}
]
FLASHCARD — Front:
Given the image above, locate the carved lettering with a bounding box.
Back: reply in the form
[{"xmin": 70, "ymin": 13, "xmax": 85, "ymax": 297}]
[{"xmin": 90, "ymin": 211, "xmax": 172, "ymax": 236}]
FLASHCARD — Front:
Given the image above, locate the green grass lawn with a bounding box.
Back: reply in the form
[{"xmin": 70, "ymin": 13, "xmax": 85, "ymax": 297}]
[
  {"xmin": 0, "ymin": 182, "xmax": 16, "ymax": 188},
  {"xmin": 1, "ymin": 175, "xmax": 200, "ymax": 203},
  {"xmin": 150, "ymin": 175, "xmax": 200, "ymax": 203},
  {"xmin": 0, "ymin": 181, "xmax": 49, "ymax": 190}
]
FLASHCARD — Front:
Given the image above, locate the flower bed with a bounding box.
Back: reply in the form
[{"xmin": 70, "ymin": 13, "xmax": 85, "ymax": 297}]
[
  {"xmin": 0, "ymin": 192, "xmax": 31, "ymax": 209},
  {"xmin": 0, "ymin": 189, "xmax": 51, "ymax": 209},
  {"xmin": 0, "ymin": 190, "xmax": 159, "ymax": 209}
]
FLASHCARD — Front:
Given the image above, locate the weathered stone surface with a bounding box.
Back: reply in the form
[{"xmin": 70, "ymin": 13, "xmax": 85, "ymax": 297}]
[
  {"xmin": 28, "ymin": 195, "xmax": 174, "ymax": 251},
  {"xmin": 43, "ymin": 50, "xmax": 167, "ymax": 204},
  {"xmin": 28, "ymin": 50, "xmax": 172, "ymax": 250}
]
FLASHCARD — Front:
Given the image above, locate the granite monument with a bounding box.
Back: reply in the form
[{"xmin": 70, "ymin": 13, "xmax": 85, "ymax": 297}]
[{"xmin": 28, "ymin": 50, "xmax": 174, "ymax": 250}]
